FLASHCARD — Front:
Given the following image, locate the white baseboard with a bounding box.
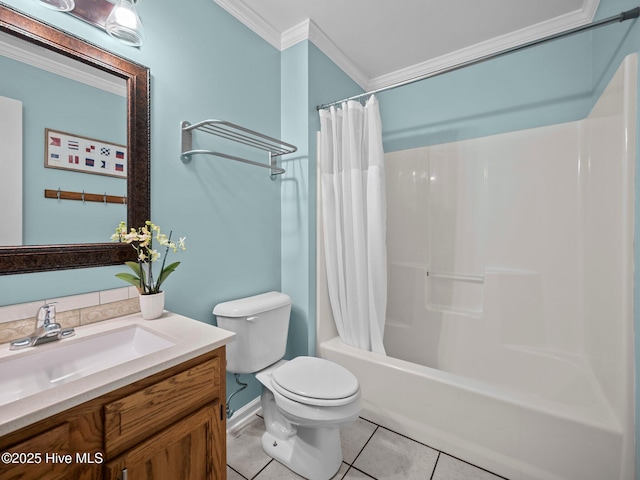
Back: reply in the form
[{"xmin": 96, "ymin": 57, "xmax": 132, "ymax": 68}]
[{"xmin": 226, "ymin": 396, "xmax": 262, "ymax": 433}]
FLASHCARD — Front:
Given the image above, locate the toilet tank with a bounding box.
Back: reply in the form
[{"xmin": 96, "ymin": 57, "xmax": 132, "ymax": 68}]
[{"xmin": 213, "ymin": 291, "xmax": 292, "ymax": 374}]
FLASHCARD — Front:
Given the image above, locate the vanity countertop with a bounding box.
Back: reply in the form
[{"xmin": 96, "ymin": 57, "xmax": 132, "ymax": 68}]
[{"xmin": 0, "ymin": 312, "xmax": 234, "ymax": 436}]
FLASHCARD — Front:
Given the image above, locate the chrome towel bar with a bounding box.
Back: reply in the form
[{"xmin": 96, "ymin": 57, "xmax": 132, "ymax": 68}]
[{"xmin": 180, "ymin": 119, "xmax": 297, "ymax": 177}]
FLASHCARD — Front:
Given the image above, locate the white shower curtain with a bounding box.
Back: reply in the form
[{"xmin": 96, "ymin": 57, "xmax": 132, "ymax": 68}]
[{"xmin": 319, "ymin": 95, "xmax": 387, "ymax": 355}]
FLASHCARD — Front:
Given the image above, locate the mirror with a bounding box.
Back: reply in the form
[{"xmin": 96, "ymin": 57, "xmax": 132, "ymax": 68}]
[
  {"xmin": 0, "ymin": 29, "xmax": 128, "ymax": 246},
  {"xmin": 0, "ymin": 4, "xmax": 150, "ymax": 275}
]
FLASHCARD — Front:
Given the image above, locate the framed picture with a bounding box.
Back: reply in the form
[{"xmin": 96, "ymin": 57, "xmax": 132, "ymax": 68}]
[{"xmin": 44, "ymin": 128, "xmax": 127, "ymax": 178}]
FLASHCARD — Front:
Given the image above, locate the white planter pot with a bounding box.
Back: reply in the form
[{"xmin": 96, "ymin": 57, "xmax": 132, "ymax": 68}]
[{"xmin": 139, "ymin": 291, "xmax": 165, "ymax": 320}]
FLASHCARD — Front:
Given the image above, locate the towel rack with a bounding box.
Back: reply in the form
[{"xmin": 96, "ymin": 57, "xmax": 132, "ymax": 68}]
[
  {"xmin": 180, "ymin": 120, "xmax": 297, "ymax": 177},
  {"xmin": 426, "ymin": 271, "xmax": 484, "ymax": 283}
]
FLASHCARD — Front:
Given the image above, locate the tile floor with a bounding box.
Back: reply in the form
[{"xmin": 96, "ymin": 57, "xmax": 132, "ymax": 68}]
[{"xmin": 227, "ymin": 415, "xmax": 509, "ymax": 480}]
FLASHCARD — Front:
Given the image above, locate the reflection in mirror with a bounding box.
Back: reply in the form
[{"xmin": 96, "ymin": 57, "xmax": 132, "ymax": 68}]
[
  {"xmin": 0, "ymin": 30, "xmax": 127, "ymax": 246},
  {"xmin": 0, "ymin": 4, "xmax": 150, "ymax": 275}
]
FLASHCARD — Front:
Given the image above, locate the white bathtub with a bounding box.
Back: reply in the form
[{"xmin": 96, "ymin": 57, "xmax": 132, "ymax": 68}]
[
  {"xmin": 315, "ymin": 55, "xmax": 636, "ymax": 480},
  {"xmin": 319, "ymin": 335, "xmax": 627, "ymax": 480}
]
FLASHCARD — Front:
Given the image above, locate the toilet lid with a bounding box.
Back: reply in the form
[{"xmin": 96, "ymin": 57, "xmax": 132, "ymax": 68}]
[{"xmin": 271, "ymin": 357, "xmax": 359, "ymax": 405}]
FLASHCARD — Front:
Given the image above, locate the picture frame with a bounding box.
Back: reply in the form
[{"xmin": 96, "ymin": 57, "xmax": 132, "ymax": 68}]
[{"xmin": 44, "ymin": 128, "xmax": 127, "ymax": 179}]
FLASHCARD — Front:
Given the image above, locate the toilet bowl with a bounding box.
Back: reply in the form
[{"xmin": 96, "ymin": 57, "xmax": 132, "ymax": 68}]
[
  {"xmin": 256, "ymin": 357, "xmax": 360, "ymax": 480},
  {"xmin": 213, "ymin": 292, "xmax": 361, "ymax": 480}
]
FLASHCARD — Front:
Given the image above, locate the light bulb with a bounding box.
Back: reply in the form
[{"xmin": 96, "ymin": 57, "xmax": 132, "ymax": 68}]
[{"xmin": 106, "ymin": 0, "xmax": 145, "ymax": 47}]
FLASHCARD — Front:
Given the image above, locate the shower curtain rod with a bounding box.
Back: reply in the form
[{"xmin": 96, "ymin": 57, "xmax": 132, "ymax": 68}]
[{"xmin": 316, "ymin": 7, "xmax": 640, "ymax": 110}]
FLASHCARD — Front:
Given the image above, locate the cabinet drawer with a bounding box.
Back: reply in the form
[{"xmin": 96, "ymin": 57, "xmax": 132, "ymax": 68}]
[{"xmin": 104, "ymin": 357, "xmax": 220, "ymax": 457}]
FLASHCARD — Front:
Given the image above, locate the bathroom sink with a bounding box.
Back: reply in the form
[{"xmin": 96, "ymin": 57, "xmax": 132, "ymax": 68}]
[{"xmin": 0, "ymin": 325, "xmax": 175, "ymax": 407}]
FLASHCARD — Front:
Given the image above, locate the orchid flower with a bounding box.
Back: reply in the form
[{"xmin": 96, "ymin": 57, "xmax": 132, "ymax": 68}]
[{"xmin": 111, "ymin": 221, "xmax": 187, "ymax": 295}]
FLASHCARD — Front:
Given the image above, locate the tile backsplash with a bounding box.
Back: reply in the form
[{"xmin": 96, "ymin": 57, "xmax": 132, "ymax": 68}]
[{"xmin": 0, "ymin": 287, "xmax": 141, "ymax": 344}]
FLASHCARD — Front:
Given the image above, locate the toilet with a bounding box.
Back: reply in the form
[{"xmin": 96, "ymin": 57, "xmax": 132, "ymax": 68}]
[{"xmin": 213, "ymin": 291, "xmax": 361, "ymax": 480}]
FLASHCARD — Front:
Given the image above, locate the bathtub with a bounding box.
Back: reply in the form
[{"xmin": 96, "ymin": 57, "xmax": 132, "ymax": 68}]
[
  {"xmin": 315, "ymin": 54, "xmax": 636, "ymax": 480},
  {"xmin": 319, "ymin": 335, "xmax": 627, "ymax": 480}
]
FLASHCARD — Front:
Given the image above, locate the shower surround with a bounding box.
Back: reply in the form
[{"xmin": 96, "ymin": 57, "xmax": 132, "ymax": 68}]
[{"xmin": 318, "ymin": 54, "xmax": 636, "ymax": 480}]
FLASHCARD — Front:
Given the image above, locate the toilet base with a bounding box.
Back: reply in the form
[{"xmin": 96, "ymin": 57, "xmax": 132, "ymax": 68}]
[
  {"xmin": 261, "ymin": 426, "xmax": 342, "ymax": 480},
  {"xmin": 256, "ymin": 363, "xmax": 360, "ymax": 480}
]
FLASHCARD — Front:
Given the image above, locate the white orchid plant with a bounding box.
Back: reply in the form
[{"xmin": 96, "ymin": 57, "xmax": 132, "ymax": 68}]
[{"xmin": 111, "ymin": 221, "xmax": 186, "ymax": 295}]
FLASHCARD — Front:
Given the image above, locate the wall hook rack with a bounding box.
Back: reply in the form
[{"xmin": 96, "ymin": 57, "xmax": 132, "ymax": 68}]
[
  {"xmin": 180, "ymin": 119, "xmax": 297, "ymax": 178},
  {"xmin": 45, "ymin": 188, "xmax": 127, "ymax": 205}
]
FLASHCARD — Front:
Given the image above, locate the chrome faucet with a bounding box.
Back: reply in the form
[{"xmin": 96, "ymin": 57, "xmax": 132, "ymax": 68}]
[{"xmin": 9, "ymin": 303, "xmax": 75, "ymax": 350}]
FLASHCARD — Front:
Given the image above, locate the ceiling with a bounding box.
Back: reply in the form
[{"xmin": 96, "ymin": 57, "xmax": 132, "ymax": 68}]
[{"xmin": 213, "ymin": 0, "xmax": 599, "ymax": 91}]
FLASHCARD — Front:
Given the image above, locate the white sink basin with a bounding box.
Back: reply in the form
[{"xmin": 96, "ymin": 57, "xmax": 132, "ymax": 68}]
[{"xmin": 0, "ymin": 325, "xmax": 175, "ymax": 407}]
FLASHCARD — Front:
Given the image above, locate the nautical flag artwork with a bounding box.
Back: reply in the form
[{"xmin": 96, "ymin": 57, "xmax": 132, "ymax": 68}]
[{"xmin": 45, "ymin": 128, "xmax": 127, "ymax": 178}]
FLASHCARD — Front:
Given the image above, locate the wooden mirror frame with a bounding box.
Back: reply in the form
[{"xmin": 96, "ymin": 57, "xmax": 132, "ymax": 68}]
[{"xmin": 0, "ymin": 5, "xmax": 150, "ymax": 275}]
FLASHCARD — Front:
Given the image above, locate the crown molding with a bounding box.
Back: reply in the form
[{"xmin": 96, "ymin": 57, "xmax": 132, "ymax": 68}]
[
  {"xmin": 212, "ymin": 0, "xmax": 281, "ymax": 49},
  {"xmin": 281, "ymin": 18, "xmax": 310, "ymax": 50},
  {"xmin": 303, "ymin": 20, "xmax": 369, "ymax": 89},
  {"xmin": 213, "ymin": 0, "xmax": 600, "ymax": 92},
  {"xmin": 367, "ymin": 2, "xmax": 599, "ymax": 90},
  {"xmin": 0, "ymin": 31, "xmax": 126, "ymax": 97}
]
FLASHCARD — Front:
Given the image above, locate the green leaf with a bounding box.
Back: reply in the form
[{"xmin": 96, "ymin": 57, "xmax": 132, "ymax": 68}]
[
  {"xmin": 115, "ymin": 272, "xmax": 141, "ymax": 287},
  {"xmin": 124, "ymin": 261, "xmax": 142, "ymax": 276},
  {"xmin": 156, "ymin": 261, "xmax": 181, "ymax": 291},
  {"xmin": 120, "ymin": 261, "xmax": 146, "ymax": 292}
]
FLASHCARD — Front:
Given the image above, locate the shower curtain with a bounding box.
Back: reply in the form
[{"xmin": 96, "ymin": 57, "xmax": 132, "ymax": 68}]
[{"xmin": 318, "ymin": 95, "xmax": 387, "ymax": 355}]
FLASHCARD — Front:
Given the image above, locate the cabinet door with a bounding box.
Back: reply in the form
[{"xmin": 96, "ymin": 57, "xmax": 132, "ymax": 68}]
[
  {"xmin": 0, "ymin": 423, "xmax": 74, "ymax": 480},
  {"xmin": 104, "ymin": 405, "xmax": 224, "ymax": 480}
]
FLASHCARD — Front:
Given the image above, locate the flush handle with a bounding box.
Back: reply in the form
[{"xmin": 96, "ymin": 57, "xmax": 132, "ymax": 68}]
[{"xmin": 247, "ymin": 316, "xmax": 258, "ymax": 322}]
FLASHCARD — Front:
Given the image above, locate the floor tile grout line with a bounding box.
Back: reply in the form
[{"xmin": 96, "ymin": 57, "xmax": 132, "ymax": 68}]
[
  {"xmin": 348, "ymin": 424, "xmax": 380, "ymax": 467},
  {"xmin": 438, "ymin": 451, "xmax": 511, "ymax": 480},
  {"xmin": 361, "ymin": 416, "xmax": 510, "ymax": 479},
  {"xmin": 228, "ymin": 414, "xmax": 509, "ymax": 480},
  {"xmin": 338, "ymin": 462, "xmax": 350, "ymax": 480},
  {"xmin": 250, "ymin": 458, "xmax": 274, "ymax": 480},
  {"xmin": 227, "ymin": 464, "xmax": 249, "ymax": 480},
  {"xmin": 428, "ymin": 451, "xmax": 441, "ymax": 480},
  {"xmin": 361, "ymin": 417, "xmax": 433, "ymax": 449},
  {"xmin": 347, "ymin": 464, "xmax": 377, "ymax": 479},
  {"xmin": 317, "ymin": 418, "xmax": 379, "ymax": 480}
]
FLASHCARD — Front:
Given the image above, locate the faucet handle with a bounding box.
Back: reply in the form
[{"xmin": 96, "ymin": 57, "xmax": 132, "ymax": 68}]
[{"xmin": 36, "ymin": 302, "xmax": 57, "ymax": 327}]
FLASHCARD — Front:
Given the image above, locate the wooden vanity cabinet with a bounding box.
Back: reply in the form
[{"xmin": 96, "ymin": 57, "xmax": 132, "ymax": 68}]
[
  {"xmin": 0, "ymin": 347, "xmax": 226, "ymax": 480},
  {"xmin": 104, "ymin": 405, "xmax": 222, "ymax": 480}
]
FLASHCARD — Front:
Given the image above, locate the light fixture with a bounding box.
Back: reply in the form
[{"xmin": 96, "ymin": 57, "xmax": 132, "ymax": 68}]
[
  {"xmin": 37, "ymin": 0, "xmax": 145, "ymax": 47},
  {"xmin": 105, "ymin": 0, "xmax": 145, "ymax": 47},
  {"xmin": 38, "ymin": 0, "xmax": 75, "ymax": 12}
]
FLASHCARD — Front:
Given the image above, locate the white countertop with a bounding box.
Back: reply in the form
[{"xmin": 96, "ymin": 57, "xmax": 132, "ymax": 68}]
[{"xmin": 0, "ymin": 311, "xmax": 235, "ymax": 436}]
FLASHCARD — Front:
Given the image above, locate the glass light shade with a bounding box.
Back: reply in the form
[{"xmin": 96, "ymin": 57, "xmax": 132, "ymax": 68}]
[
  {"xmin": 39, "ymin": 0, "xmax": 75, "ymax": 11},
  {"xmin": 105, "ymin": 0, "xmax": 145, "ymax": 47}
]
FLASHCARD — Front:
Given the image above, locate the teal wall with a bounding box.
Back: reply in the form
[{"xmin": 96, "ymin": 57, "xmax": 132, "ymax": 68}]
[
  {"xmin": 281, "ymin": 41, "xmax": 311, "ymax": 365},
  {"xmin": 0, "ymin": 0, "xmax": 282, "ymax": 408},
  {"xmin": 223, "ymin": 38, "xmax": 362, "ymax": 411},
  {"xmin": 0, "ymin": 0, "xmax": 282, "ymax": 310},
  {"xmin": 280, "ymin": 40, "xmax": 362, "ymax": 361},
  {"xmin": 377, "ymin": 30, "xmax": 593, "ymax": 152}
]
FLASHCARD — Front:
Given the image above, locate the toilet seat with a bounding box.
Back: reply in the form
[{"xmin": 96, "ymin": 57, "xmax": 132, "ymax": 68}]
[{"xmin": 271, "ymin": 356, "xmax": 360, "ymax": 407}]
